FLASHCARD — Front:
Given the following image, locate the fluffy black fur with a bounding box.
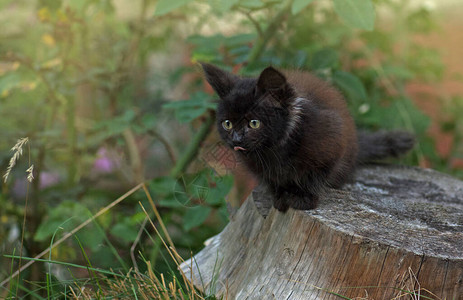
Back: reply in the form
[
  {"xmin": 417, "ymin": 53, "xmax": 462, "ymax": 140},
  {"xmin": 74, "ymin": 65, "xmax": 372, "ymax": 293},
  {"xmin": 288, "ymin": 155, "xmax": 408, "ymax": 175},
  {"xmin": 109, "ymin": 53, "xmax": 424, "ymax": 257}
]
[{"xmin": 201, "ymin": 63, "xmax": 415, "ymax": 212}]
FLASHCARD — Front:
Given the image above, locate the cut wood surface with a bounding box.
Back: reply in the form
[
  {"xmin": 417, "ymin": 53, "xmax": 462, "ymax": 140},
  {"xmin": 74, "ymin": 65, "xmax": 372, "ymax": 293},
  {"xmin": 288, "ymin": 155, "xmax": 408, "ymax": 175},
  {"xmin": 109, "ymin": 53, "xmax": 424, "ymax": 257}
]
[{"xmin": 180, "ymin": 165, "xmax": 463, "ymax": 299}]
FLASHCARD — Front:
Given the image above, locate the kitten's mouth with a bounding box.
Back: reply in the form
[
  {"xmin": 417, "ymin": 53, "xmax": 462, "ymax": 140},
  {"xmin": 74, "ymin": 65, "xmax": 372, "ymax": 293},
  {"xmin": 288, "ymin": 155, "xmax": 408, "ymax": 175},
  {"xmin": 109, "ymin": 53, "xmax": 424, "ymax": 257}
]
[{"xmin": 233, "ymin": 146, "xmax": 246, "ymax": 151}]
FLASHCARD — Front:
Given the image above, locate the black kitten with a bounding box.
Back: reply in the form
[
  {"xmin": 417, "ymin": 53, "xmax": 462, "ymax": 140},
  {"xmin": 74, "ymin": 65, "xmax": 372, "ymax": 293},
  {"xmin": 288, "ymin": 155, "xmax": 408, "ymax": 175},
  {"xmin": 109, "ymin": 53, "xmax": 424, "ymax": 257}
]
[{"xmin": 201, "ymin": 63, "xmax": 415, "ymax": 212}]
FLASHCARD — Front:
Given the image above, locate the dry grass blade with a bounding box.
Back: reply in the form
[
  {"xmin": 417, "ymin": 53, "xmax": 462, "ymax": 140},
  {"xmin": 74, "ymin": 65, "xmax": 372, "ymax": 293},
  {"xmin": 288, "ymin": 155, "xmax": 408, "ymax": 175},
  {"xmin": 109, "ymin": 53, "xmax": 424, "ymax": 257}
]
[
  {"xmin": 146, "ymin": 261, "xmax": 159, "ymax": 289},
  {"xmin": 67, "ymin": 266, "xmax": 197, "ymax": 299},
  {"xmin": 142, "ymin": 183, "xmax": 203, "ymax": 297},
  {"xmin": 138, "ymin": 192, "xmax": 204, "ymax": 299},
  {"xmin": 147, "ymin": 262, "xmax": 169, "ymax": 299},
  {"xmin": 393, "ymin": 267, "xmax": 442, "ymax": 300},
  {"xmin": 142, "ymin": 183, "xmax": 176, "ymax": 252},
  {"xmin": 138, "ymin": 203, "xmax": 179, "ymax": 267},
  {"xmin": 138, "ymin": 202, "xmax": 196, "ymax": 298},
  {"xmin": 69, "ymin": 285, "xmax": 79, "ymax": 298}
]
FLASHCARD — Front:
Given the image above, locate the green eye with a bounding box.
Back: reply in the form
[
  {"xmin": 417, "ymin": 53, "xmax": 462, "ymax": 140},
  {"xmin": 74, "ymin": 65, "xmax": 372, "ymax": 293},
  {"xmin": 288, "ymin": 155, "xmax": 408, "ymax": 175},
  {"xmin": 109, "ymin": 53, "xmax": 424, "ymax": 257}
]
[
  {"xmin": 249, "ymin": 120, "xmax": 261, "ymax": 129},
  {"xmin": 222, "ymin": 120, "xmax": 233, "ymax": 130}
]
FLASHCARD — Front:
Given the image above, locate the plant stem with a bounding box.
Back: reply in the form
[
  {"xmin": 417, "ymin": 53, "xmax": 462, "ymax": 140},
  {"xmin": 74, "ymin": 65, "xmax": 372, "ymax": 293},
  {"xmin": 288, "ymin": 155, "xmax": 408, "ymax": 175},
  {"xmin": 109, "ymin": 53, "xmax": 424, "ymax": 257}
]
[
  {"xmin": 147, "ymin": 129, "xmax": 177, "ymax": 164},
  {"xmin": 170, "ymin": 113, "xmax": 215, "ymax": 178},
  {"xmin": 123, "ymin": 129, "xmax": 144, "ymax": 183},
  {"xmin": 239, "ymin": 8, "xmax": 264, "ymax": 37},
  {"xmin": 66, "ymin": 95, "xmax": 78, "ymax": 185},
  {"xmin": 245, "ymin": 0, "xmax": 293, "ymax": 66}
]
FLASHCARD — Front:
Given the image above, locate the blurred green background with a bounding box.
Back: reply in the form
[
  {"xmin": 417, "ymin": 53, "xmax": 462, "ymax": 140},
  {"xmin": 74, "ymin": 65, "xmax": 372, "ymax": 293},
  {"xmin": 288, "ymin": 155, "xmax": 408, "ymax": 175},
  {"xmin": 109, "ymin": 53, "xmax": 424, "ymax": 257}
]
[{"xmin": 1, "ymin": 0, "xmax": 462, "ymax": 298}]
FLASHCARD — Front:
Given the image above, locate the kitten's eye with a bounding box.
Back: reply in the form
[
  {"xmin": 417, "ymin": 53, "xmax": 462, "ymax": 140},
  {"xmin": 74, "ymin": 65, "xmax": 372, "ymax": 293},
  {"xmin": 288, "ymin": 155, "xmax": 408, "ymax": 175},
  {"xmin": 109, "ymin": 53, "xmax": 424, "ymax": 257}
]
[
  {"xmin": 222, "ymin": 120, "xmax": 233, "ymax": 130},
  {"xmin": 249, "ymin": 120, "xmax": 261, "ymax": 129}
]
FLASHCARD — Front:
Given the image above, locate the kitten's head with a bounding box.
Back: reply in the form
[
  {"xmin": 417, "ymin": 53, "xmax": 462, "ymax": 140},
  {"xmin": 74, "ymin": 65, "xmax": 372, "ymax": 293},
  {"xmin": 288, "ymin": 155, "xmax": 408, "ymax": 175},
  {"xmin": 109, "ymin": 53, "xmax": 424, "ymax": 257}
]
[{"xmin": 201, "ymin": 63, "xmax": 296, "ymax": 153}]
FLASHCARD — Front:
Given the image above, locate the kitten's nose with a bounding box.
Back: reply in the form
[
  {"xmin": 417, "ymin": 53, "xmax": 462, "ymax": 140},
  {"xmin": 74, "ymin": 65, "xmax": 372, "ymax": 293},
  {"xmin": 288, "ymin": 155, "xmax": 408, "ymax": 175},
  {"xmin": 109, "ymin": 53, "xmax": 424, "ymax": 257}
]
[{"xmin": 231, "ymin": 131, "xmax": 242, "ymax": 144}]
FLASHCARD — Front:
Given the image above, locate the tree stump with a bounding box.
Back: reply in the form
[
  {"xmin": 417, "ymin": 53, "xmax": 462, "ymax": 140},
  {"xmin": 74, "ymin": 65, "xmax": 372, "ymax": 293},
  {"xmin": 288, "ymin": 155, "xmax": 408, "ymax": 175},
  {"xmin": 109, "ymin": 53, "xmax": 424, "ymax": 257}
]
[{"xmin": 180, "ymin": 165, "xmax": 463, "ymax": 299}]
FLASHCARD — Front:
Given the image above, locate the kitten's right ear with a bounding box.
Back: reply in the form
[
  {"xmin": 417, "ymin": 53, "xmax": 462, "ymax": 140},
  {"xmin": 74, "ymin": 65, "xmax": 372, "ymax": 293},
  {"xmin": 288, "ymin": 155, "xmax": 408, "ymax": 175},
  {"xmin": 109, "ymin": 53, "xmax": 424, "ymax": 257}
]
[
  {"xmin": 257, "ymin": 66, "xmax": 287, "ymax": 93},
  {"xmin": 200, "ymin": 62, "xmax": 238, "ymax": 99}
]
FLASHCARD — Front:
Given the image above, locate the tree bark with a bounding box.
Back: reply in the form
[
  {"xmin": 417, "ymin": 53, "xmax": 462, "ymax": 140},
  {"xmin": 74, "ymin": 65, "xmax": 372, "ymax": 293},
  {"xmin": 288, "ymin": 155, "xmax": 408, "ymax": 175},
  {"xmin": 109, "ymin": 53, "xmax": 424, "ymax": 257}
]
[{"xmin": 180, "ymin": 165, "xmax": 463, "ymax": 299}]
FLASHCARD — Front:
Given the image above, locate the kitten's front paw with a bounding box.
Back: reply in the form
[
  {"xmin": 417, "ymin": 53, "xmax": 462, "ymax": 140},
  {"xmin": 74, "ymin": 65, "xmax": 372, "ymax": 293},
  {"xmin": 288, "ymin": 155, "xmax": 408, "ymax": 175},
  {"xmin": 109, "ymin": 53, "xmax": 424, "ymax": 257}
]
[
  {"xmin": 288, "ymin": 193, "xmax": 318, "ymax": 211},
  {"xmin": 273, "ymin": 197, "xmax": 290, "ymax": 212}
]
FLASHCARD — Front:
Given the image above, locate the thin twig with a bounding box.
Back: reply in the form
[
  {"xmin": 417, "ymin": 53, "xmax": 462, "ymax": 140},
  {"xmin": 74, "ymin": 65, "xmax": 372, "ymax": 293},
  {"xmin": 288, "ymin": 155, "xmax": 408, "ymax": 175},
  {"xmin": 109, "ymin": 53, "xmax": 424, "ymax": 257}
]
[
  {"xmin": 245, "ymin": 0, "xmax": 293, "ymax": 66},
  {"xmin": 147, "ymin": 129, "xmax": 177, "ymax": 164},
  {"xmin": 123, "ymin": 129, "xmax": 144, "ymax": 183},
  {"xmin": 170, "ymin": 112, "xmax": 215, "ymax": 178},
  {"xmin": 238, "ymin": 8, "xmax": 263, "ymax": 37}
]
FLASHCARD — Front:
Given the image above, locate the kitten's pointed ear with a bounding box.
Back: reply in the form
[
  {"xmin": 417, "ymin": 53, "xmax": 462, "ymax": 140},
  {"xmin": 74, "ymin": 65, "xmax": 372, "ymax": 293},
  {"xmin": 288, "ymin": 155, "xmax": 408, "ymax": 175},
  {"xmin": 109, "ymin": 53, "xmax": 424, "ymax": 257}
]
[
  {"xmin": 257, "ymin": 67, "xmax": 287, "ymax": 93},
  {"xmin": 200, "ymin": 62, "xmax": 238, "ymax": 99}
]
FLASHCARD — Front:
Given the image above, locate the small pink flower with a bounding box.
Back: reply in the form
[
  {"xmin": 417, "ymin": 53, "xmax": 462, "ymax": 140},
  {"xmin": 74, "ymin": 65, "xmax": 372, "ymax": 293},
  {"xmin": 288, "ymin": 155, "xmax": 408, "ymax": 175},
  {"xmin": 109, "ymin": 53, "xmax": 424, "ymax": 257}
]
[
  {"xmin": 93, "ymin": 147, "xmax": 120, "ymax": 174},
  {"xmin": 39, "ymin": 172, "xmax": 60, "ymax": 189}
]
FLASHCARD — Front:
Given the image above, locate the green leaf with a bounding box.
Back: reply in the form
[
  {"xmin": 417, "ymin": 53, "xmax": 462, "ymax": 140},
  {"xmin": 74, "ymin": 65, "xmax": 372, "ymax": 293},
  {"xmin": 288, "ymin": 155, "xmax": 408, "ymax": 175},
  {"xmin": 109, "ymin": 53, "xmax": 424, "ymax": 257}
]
[
  {"xmin": 87, "ymin": 110, "xmax": 136, "ymax": 145},
  {"xmin": 205, "ymin": 175, "xmax": 234, "ymax": 205},
  {"xmin": 0, "ymin": 73, "xmax": 21, "ymax": 96},
  {"xmin": 217, "ymin": 0, "xmax": 240, "ymax": 12},
  {"xmin": 154, "ymin": 0, "xmax": 193, "ymax": 16},
  {"xmin": 92, "ymin": 110, "xmax": 135, "ymax": 133},
  {"xmin": 183, "ymin": 206, "xmax": 212, "ymax": 231},
  {"xmin": 333, "ymin": 70, "xmax": 368, "ymax": 103},
  {"xmin": 141, "ymin": 114, "xmax": 157, "ymax": 129},
  {"xmin": 238, "ymin": 0, "xmax": 263, "ymax": 9},
  {"xmin": 393, "ymin": 97, "xmax": 430, "ymax": 134},
  {"xmin": 150, "ymin": 174, "xmax": 210, "ymax": 208},
  {"xmin": 34, "ymin": 201, "xmax": 89, "ymax": 241},
  {"xmin": 291, "ymin": 0, "xmax": 315, "ymax": 15},
  {"xmin": 76, "ymin": 227, "xmax": 104, "ymax": 252},
  {"xmin": 34, "ymin": 220, "xmax": 65, "ymax": 241},
  {"xmin": 357, "ymin": 94, "xmax": 430, "ymax": 134},
  {"xmin": 188, "ymin": 34, "xmax": 224, "ymax": 49},
  {"xmin": 382, "ymin": 65, "xmax": 414, "ymax": 81},
  {"xmin": 149, "ymin": 176, "xmax": 177, "ymax": 195},
  {"xmin": 39, "ymin": 0, "xmax": 63, "ymax": 10},
  {"xmin": 175, "ymin": 103, "xmax": 206, "ymax": 123},
  {"xmin": 218, "ymin": 204, "xmax": 229, "ymax": 221},
  {"xmin": 183, "ymin": 170, "xmax": 210, "ymax": 202},
  {"xmin": 158, "ymin": 194, "xmax": 187, "ymax": 208},
  {"xmin": 311, "ymin": 48, "xmax": 339, "ymax": 70},
  {"xmin": 332, "ymin": 0, "xmax": 375, "ymax": 31},
  {"xmin": 163, "ymin": 92, "xmax": 216, "ymax": 123},
  {"xmin": 110, "ymin": 222, "xmax": 138, "ymax": 244}
]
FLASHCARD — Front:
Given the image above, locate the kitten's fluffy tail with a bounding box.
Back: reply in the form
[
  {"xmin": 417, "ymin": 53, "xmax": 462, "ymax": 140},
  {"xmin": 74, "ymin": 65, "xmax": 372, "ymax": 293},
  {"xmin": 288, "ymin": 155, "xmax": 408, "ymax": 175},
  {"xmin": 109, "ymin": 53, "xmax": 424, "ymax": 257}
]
[{"xmin": 357, "ymin": 131, "xmax": 415, "ymax": 164}]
